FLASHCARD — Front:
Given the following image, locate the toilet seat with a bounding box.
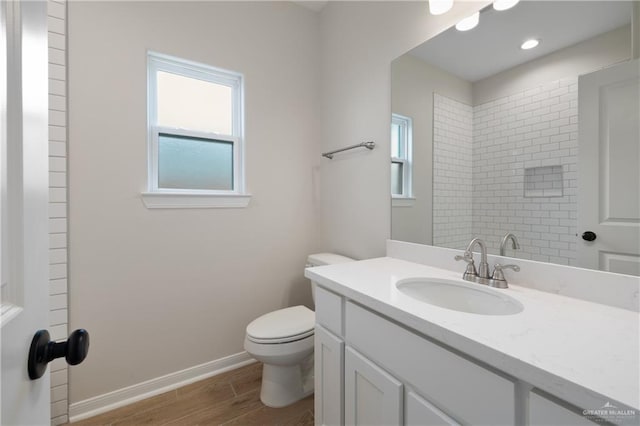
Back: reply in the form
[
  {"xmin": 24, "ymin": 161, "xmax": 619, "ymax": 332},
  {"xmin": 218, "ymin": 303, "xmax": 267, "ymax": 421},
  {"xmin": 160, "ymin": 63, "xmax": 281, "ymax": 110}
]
[{"xmin": 246, "ymin": 306, "xmax": 315, "ymax": 344}]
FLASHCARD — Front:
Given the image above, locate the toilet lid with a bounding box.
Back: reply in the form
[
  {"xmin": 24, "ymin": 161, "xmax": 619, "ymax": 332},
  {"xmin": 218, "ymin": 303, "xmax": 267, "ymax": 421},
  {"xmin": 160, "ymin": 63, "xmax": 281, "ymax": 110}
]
[{"xmin": 246, "ymin": 306, "xmax": 315, "ymax": 343}]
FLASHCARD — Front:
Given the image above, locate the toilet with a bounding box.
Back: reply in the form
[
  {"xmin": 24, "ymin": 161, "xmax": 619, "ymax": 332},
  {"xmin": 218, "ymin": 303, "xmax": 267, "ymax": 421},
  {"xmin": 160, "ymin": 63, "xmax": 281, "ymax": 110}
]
[{"xmin": 244, "ymin": 253, "xmax": 354, "ymax": 408}]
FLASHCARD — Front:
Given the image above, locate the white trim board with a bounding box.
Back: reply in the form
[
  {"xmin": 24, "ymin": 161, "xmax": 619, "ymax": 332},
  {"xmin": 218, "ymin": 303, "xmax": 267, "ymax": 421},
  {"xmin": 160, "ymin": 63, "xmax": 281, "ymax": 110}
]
[{"xmin": 68, "ymin": 351, "xmax": 255, "ymax": 423}]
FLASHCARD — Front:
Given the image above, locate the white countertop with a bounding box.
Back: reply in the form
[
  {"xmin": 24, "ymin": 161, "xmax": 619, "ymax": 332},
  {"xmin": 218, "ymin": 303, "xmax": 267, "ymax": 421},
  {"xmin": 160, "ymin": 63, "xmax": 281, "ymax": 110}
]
[{"xmin": 305, "ymin": 257, "xmax": 640, "ymax": 412}]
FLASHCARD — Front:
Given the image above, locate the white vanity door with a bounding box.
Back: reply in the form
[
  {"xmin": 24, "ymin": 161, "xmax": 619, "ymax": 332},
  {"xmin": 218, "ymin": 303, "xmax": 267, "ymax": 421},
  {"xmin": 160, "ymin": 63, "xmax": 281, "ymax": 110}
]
[
  {"xmin": 529, "ymin": 391, "xmax": 597, "ymax": 426},
  {"xmin": 406, "ymin": 391, "xmax": 461, "ymax": 426},
  {"xmin": 315, "ymin": 325, "xmax": 344, "ymax": 426},
  {"xmin": 344, "ymin": 346, "xmax": 403, "ymax": 426}
]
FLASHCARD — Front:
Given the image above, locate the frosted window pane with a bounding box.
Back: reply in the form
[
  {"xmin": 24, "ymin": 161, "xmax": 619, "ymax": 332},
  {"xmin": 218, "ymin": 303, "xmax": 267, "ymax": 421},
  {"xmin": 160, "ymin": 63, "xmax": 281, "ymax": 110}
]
[
  {"xmin": 158, "ymin": 134, "xmax": 233, "ymax": 190},
  {"xmin": 391, "ymin": 123, "xmax": 401, "ymax": 157},
  {"xmin": 391, "ymin": 162, "xmax": 403, "ymax": 195},
  {"xmin": 157, "ymin": 71, "xmax": 233, "ymax": 135}
]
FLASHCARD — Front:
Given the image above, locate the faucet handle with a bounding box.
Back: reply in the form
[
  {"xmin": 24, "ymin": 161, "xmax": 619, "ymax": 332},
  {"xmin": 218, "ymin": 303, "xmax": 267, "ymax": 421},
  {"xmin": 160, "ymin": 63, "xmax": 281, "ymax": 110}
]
[
  {"xmin": 455, "ymin": 253, "xmax": 477, "ymax": 280},
  {"xmin": 492, "ymin": 264, "xmax": 520, "ymax": 281},
  {"xmin": 454, "ymin": 252, "xmax": 473, "ymax": 263}
]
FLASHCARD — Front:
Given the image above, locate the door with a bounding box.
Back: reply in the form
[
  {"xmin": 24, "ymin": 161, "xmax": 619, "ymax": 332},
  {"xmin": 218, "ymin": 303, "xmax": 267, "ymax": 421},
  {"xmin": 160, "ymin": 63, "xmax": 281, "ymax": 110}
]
[
  {"xmin": 577, "ymin": 59, "xmax": 640, "ymax": 275},
  {"xmin": 344, "ymin": 346, "xmax": 403, "ymax": 426},
  {"xmin": 1, "ymin": 1, "xmax": 51, "ymax": 424},
  {"xmin": 406, "ymin": 391, "xmax": 460, "ymax": 426},
  {"xmin": 315, "ymin": 325, "xmax": 344, "ymax": 426}
]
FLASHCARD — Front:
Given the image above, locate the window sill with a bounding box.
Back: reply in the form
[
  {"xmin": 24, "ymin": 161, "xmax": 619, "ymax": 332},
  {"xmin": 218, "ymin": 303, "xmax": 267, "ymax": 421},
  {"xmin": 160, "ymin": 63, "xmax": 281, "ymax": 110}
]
[
  {"xmin": 141, "ymin": 192, "xmax": 252, "ymax": 209},
  {"xmin": 392, "ymin": 197, "xmax": 416, "ymax": 207}
]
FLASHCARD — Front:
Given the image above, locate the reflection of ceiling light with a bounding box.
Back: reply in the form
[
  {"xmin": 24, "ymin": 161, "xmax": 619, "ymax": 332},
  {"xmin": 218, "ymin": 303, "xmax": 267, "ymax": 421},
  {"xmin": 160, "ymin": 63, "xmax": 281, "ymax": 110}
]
[
  {"xmin": 429, "ymin": 0, "xmax": 453, "ymax": 15},
  {"xmin": 521, "ymin": 39, "xmax": 540, "ymax": 50},
  {"xmin": 493, "ymin": 0, "xmax": 520, "ymax": 11},
  {"xmin": 456, "ymin": 12, "xmax": 480, "ymax": 31}
]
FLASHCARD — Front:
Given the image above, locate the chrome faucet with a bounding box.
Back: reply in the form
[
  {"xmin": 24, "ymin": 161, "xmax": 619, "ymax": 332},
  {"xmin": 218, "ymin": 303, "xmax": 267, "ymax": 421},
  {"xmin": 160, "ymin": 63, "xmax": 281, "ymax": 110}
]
[
  {"xmin": 455, "ymin": 237, "xmax": 520, "ymax": 288},
  {"xmin": 500, "ymin": 233, "xmax": 520, "ymax": 256},
  {"xmin": 465, "ymin": 238, "xmax": 490, "ymax": 279}
]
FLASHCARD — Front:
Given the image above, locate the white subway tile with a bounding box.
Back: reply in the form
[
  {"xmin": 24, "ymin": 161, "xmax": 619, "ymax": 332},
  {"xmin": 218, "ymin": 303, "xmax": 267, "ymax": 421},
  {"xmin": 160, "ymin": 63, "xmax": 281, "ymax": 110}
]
[
  {"xmin": 49, "ymin": 78, "xmax": 66, "ymax": 96},
  {"xmin": 49, "ymin": 110, "xmax": 66, "ymax": 126},
  {"xmin": 49, "ymin": 203, "xmax": 67, "ymax": 218},
  {"xmin": 48, "ymin": 47, "xmax": 66, "ymax": 66},
  {"xmin": 49, "ymin": 125, "xmax": 66, "ymax": 142},
  {"xmin": 51, "ymin": 384, "xmax": 68, "ymax": 403},
  {"xmin": 49, "ymin": 171, "xmax": 66, "ymax": 188},
  {"xmin": 49, "ymin": 218, "xmax": 67, "ymax": 234},
  {"xmin": 49, "ymin": 141, "xmax": 66, "ymax": 158},
  {"xmin": 49, "ymin": 157, "xmax": 66, "ymax": 172},
  {"xmin": 51, "ymin": 401, "xmax": 67, "ymax": 419},
  {"xmin": 48, "ymin": 1, "xmax": 66, "ymax": 20},
  {"xmin": 50, "ymin": 369, "xmax": 68, "ymax": 387},
  {"xmin": 49, "ymin": 279, "xmax": 67, "ymax": 295},
  {"xmin": 49, "ymin": 309, "xmax": 67, "ymax": 327},
  {"xmin": 49, "ymin": 63, "xmax": 65, "ymax": 81},
  {"xmin": 49, "ymin": 94, "xmax": 66, "ymax": 112},
  {"xmin": 49, "ymin": 248, "xmax": 67, "ymax": 264},
  {"xmin": 49, "ymin": 187, "xmax": 67, "ymax": 203},
  {"xmin": 49, "ymin": 233, "xmax": 67, "ymax": 249}
]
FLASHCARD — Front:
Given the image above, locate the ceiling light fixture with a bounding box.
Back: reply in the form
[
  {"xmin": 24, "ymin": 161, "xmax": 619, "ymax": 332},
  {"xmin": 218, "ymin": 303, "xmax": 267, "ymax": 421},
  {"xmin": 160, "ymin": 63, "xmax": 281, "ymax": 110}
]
[
  {"xmin": 493, "ymin": 0, "xmax": 520, "ymax": 11},
  {"xmin": 520, "ymin": 39, "xmax": 540, "ymax": 50},
  {"xmin": 455, "ymin": 11, "xmax": 480, "ymax": 31},
  {"xmin": 429, "ymin": 0, "xmax": 453, "ymax": 15}
]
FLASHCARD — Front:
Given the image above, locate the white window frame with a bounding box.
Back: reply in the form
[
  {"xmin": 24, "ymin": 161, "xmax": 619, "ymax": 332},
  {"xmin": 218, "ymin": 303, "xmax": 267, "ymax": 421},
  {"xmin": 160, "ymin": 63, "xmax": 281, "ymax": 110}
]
[
  {"xmin": 391, "ymin": 113, "xmax": 414, "ymax": 206},
  {"xmin": 142, "ymin": 51, "xmax": 250, "ymax": 209}
]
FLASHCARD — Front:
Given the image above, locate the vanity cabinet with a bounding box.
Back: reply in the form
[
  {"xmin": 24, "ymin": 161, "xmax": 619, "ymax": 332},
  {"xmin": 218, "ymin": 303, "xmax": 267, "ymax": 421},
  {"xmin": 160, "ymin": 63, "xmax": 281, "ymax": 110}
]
[
  {"xmin": 314, "ymin": 284, "xmax": 607, "ymax": 426},
  {"xmin": 314, "ymin": 285, "xmax": 515, "ymax": 425}
]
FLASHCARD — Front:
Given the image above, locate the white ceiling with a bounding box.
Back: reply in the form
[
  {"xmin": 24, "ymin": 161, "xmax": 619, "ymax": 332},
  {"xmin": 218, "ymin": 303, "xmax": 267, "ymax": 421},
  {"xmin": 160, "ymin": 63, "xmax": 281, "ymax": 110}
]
[{"xmin": 409, "ymin": 1, "xmax": 633, "ymax": 82}]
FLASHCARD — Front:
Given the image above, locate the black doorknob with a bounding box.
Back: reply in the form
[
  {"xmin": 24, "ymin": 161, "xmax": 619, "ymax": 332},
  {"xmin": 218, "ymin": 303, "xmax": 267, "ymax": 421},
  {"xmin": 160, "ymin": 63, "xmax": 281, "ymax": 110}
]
[
  {"xmin": 28, "ymin": 329, "xmax": 90, "ymax": 380},
  {"xmin": 582, "ymin": 231, "xmax": 597, "ymax": 242}
]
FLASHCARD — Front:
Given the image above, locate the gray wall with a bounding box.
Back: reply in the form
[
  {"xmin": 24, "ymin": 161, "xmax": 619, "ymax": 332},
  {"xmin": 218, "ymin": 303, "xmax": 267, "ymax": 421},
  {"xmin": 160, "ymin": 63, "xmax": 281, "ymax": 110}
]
[
  {"xmin": 68, "ymin": 1, "xmax": 321, "ymax": 403},
  {"xmin": 391, "ymin": 55, "xmax": 472, "ymax": 245},
  {"xmin": 66, "ymin": 0, "xmax": 491, "ymax": 409},
  {"xmin": 318, "ymin": 1, "xmax": 489, "ymax": 259}
]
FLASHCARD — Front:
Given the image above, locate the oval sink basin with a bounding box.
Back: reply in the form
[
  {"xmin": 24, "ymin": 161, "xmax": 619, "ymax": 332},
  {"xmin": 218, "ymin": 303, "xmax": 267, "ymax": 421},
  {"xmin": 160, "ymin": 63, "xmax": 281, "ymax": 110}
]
[{"xmin": 396, "ymin": 278, "xmax": 524, "ymax": 315}]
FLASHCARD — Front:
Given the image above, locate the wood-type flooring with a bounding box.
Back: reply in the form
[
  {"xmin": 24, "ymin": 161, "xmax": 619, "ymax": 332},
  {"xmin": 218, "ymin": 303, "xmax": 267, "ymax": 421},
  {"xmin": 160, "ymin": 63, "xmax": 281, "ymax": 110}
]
[{"xmin": 71, "ymin": 362, "xmax": 314, "ymax": 426}]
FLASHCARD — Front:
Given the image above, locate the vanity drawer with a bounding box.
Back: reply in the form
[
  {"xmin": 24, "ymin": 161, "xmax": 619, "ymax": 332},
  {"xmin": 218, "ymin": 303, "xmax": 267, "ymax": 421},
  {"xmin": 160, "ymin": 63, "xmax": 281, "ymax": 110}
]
[
  {"xmin": 315, "ymin": 285, "xmax": 343, "ymax": 337},
  {"xmin": 345, "ymin": 301, "xmax": 516, "ymax": 425},
  {"xmin": 529, "ymin": 390, "xmax": 596, "ymax": 425}
]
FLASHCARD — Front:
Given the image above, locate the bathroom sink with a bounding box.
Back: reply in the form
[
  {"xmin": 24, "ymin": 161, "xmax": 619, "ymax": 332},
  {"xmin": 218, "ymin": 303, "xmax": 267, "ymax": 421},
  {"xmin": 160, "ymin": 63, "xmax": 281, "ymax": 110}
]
[{"xmin": 395, "ymin": 278, "xmax": 524, "ymax": 315}]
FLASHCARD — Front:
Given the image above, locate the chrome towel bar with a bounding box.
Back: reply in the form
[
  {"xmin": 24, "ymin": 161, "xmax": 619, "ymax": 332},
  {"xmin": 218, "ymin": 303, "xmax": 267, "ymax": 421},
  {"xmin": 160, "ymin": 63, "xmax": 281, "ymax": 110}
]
[{"xmin": 322, "ymin": 141, "xmax": 375, "ymax": 159}]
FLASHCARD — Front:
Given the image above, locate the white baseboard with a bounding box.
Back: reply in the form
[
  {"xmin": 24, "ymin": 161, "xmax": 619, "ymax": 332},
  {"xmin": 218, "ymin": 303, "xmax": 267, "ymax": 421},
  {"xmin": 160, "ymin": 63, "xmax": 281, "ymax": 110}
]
[{"xmin": 68, "ymin": 351, "xmax": 255, "ymax": 423}]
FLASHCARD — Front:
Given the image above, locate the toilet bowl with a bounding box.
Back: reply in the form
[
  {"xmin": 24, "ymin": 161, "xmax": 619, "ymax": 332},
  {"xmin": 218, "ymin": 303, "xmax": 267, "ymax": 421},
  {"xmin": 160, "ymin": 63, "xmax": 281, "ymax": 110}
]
[{"xmin": 244, "ymin": 253, "xmax": 354, "ymax": 408}]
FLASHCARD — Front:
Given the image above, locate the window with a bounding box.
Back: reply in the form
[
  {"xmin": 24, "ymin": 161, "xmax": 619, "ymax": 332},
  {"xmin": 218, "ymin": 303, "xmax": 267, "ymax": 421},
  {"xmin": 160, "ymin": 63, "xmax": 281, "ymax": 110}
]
[
  {"xmin": 391, "ymin": 113, "xmax": 413, "ymax": 202},
  {"xmin": 143, "ymin": 52, "xmax": 250, "ymax": 208}
]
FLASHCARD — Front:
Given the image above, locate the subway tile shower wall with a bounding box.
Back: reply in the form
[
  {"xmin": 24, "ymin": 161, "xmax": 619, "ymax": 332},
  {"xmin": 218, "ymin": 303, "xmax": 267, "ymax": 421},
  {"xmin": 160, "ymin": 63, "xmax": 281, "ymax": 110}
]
[
  {"xmin": 434, "ymin": 77, "xmax": 578, "ymax": 266},
  {"xmin": 433, "ymin": 94, "xmax": 474, "ymax": 250}
]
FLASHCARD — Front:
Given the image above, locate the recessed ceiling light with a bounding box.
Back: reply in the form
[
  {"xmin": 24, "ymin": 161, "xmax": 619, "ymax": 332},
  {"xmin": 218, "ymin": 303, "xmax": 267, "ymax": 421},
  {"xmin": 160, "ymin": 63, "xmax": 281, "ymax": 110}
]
[
  {"xmin": 429, "ymin": 0, "xmax": 453, "ymax": 15},
  {"xmin": 493, "ymin": 0, "xmax": 520, "ymax": 11},
  {"xmin": 521, "ymin": 39, "xmax": 540, "ymax": 50},
  {"xmin": 456, "ymin": 12, "xmax": 480, "ymax": 31}
]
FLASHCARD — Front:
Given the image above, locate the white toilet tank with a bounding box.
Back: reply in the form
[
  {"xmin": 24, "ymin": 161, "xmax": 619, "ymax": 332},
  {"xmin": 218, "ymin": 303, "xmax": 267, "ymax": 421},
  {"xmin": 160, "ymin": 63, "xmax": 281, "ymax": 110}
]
[{"xmin": 306, "ymin": 253, "xmax": 354, "ymax": 303}]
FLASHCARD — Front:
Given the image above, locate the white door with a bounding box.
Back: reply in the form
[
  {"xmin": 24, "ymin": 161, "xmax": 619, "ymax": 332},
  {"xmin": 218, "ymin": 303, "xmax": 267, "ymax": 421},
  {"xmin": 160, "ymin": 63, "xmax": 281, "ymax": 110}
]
[
  {"xmin": 1, "ymin": 1, "xmax": 51, "ymax": 424},
  {"xmin": 577, "ymin": 59, "xmax": 640, "ymax": 276},
  {"xmin": 344, "ymin": 346, "xmax": 403, "ymax": 426},
  {"xmin": 315, "ymin": 325, "xmax": 344, "ymax": 426}
]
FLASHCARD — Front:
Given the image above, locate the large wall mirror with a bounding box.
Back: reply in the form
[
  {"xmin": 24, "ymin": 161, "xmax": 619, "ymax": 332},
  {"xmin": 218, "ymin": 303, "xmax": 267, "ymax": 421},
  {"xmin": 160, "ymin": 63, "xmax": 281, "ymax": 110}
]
[{"xmin": 391, "ymin": 1, "xmax": 639, "ymax": 276}]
